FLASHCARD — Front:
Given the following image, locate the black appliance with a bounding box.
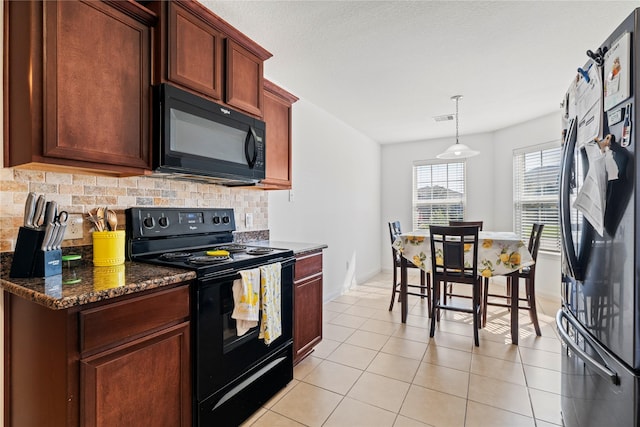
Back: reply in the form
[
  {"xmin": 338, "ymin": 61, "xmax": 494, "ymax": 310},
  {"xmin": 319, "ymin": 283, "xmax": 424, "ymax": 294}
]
[
  {"xmin": 126, "ymin": 207, "xmax": 295, "ymax": 427},
  {"xmin": 153, "ymin": 83, "xmax": 266, "ymax": 186},
  {"xmin": 557, "ymin": 9, "xmax": 640, "ymax": 426}
]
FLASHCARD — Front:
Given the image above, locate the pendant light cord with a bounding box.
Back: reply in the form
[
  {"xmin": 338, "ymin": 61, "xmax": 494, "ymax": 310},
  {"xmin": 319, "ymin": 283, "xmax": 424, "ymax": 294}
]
[{"xmin": 452, "ymin": 95, "xmax": 462, "ymax": 145}]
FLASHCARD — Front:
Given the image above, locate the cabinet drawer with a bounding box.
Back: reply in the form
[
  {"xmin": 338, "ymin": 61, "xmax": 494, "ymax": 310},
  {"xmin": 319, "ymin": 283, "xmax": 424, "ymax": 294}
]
[
  {"xmin": 294, "ymin": 252, "xmax": 322, "ymax": 281},
  {"xmin": 80, "ymin": 285, "xmax": 190, "ymax": 355}
]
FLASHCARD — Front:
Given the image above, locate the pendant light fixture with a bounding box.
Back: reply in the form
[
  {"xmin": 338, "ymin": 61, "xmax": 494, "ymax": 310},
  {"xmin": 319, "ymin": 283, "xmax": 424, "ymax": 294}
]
[{"xmin": 436, "ymin": 95, "xmax": 479, "ymax": 159}]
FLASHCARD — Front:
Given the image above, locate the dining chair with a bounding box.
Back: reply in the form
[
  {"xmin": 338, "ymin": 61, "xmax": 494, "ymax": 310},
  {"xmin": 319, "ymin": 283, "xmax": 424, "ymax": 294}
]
[
  {"xmin": 446, "ymin": 221, "xmax": 484, "ymax": 304},
  {"xmin": 429, "ymin": 225, "xmax": 482, "ymax": 346},
  {"xmin": 388, "ymin": 221, "xmax": 431, "ymax": 314},
  {"xmin": 482, "ymin": 223, "xmax": 544, "ymax": 336}
]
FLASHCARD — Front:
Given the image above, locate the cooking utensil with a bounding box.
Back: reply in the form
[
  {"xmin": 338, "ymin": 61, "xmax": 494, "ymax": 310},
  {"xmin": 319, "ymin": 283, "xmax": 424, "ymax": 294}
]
[
  {"xmin": 96, "ymin": 207, "xmax": 105, "ymax": 231},
  {"xmin": 87, "ymin": 208, "xmax": 104, "ymax": 231},
  {"xmin": 106, "ymin": 209, "xmax": 118, "ymax": 231},
  {"xmin": 33, "ymin": 195, "xmax": 46, "ymax": 228},
  {"xmin": 23, "ymin": 192, "xmax": 36, "ymax": 228}
]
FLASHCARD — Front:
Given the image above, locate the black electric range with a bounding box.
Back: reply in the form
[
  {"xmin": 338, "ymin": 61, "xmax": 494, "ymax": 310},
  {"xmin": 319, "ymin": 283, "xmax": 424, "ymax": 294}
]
[{"xmin": 125, "ymin": 206, "xmax": 296, "ymax": 427}]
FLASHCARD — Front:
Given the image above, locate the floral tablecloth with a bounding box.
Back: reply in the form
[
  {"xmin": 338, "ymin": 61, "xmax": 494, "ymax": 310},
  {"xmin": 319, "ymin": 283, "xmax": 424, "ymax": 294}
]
[{"xmin": 392, "ymin": 231, "xmax": 534, "ymax": 277}]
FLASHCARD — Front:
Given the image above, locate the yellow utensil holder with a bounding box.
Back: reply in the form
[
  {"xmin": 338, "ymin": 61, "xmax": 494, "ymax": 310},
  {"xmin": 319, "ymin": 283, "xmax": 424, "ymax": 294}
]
[{"xmin": 92, "ymin": 230, "xmax": 125, "ymax": 266}]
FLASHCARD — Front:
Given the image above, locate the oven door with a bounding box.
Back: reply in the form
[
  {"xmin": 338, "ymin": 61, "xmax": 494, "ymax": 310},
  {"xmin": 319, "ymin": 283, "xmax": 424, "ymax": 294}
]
[{"xmin": 194, "ymin": 258, "xmax": 294, "ymax": 401}]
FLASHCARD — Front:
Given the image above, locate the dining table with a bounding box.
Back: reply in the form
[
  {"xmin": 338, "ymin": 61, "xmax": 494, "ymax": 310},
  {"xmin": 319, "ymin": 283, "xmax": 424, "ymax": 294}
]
[{"xmin": 392, "ymin": 230, "xmax": 535, "ymax": 345}]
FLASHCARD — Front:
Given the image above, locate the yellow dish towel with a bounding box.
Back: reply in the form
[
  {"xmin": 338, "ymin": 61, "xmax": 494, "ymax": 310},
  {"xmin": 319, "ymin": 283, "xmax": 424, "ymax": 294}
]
[
  {"xmin": 259, "ymin": 262, "xmax": 282, "ymax": 345},
  {"xmin": 231, "ymin": 268, "xmax": 260, "ymax": 336}
]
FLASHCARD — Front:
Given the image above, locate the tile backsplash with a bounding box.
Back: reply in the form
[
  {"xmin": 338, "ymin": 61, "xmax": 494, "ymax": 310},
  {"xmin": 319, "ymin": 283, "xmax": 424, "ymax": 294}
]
[{"xmin": 0, "ymin": 168, "xmax": 268, "ymax": 252}]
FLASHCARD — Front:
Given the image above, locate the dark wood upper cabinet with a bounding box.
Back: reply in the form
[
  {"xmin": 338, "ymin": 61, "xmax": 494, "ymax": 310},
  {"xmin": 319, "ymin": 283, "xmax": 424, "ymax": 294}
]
[
  {"xmin": 262, "ymin": 80, "xmax": 298, "ymax": 189},
  {"xmin": 150, "ymin": 0, "xmax": 272, "ymax": 117},
  {"xmin": 166, "ymin": 1, "xmax": 224, "ymax": 100},
  {"xmin": 226, "ymin": 39, "xmax": 264, "ymax": 117},
  {"xmin": 4, "ymin": 0, "xmax": 156, "ymax": 176}
]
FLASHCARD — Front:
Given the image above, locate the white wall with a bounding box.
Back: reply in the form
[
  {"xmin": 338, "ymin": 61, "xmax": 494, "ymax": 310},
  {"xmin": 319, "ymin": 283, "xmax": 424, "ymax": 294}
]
[
  {"xmin": 268, "ymin": 99, "xmax": 381, "ymax": 302},
  {"xmin": 380, "ymin": 111, "xmax": 563, "ymax": 300}
]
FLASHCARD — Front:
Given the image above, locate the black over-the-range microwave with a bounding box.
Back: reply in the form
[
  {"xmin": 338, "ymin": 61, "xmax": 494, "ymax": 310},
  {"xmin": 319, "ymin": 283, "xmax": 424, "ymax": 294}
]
[{"xmin": 153, "ymin": 83, "xmax": 266, "ymax": 186}]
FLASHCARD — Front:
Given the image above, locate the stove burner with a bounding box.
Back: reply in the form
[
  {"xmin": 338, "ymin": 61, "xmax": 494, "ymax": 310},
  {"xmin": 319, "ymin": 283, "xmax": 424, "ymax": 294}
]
[
  {"xmin": 246, "ymin": 248, "xmax": 274, "ymax": 255},
  {"xmin": 160, "ymin": 252, "xmax": 192, "ymax": 261},
  {"xmin": 216, "ymin": 244, "xmax": 247, "ymax": 253},
  {"xmin": 188, "ymin": 255, "xmax": 231, "ymax": 265}
]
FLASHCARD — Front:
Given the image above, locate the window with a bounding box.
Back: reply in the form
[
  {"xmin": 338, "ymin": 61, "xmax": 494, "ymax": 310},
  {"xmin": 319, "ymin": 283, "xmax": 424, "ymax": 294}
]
[
  {"xmin": 412, "ymin": 160, "xmax": 465, "ymax": 230},
  {"xmin": 513, "ymin": 142, "xmax": 561, "ymax": 252}
]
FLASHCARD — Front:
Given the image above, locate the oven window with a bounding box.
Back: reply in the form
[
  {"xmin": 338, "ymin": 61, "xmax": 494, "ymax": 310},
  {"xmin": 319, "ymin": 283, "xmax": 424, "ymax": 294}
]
[{"xmin": 220, "ymin": 279, "xmax": 259, "ymax": 353}]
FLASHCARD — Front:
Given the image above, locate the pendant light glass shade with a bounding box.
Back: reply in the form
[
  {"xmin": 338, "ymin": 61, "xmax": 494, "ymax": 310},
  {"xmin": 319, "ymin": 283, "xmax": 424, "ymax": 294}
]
[
  {"xmin": 436, "ymin": 95, "xmax": 479, "ymax": 159},
  {"xmin": 436, "ymin": 142, "xmax": 479, "ymax": 159}
]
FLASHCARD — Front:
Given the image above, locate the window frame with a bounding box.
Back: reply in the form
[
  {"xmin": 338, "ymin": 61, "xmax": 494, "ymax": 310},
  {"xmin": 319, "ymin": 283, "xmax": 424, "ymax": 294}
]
[
  {"xmin": 513, "ymin": 141, "xmax": 562, "ymax": 253},
  {"xmin": 412, "ymin": 159, "xmax": 467, "ymax": 230}
]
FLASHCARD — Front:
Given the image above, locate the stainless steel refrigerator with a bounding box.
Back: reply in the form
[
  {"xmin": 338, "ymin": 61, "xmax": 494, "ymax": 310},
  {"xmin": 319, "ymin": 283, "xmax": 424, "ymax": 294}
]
[{"xmin": 558, "ymin": 8, "xmax": 639, "ymax": 427}]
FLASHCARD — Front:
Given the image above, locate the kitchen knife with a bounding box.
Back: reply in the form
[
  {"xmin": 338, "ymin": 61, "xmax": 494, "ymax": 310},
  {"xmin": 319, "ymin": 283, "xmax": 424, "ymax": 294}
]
[
  {"xmin": 23, "ymin": 192, "xmax": 36, "ymax": 228},
  {"xmin": 41, "ymin": 222, "xmax": 56, "ymax": 251},
  {"xmin": 54, "ymin": 222, "xmax": 67, "ymax": 250},
  {"xmin": 33, "ymin": 195, "xmax": 46, "ymax": 228},
  {"xmin": 43, "ymin": 201, "xmax": 57, "ymax": 228}
]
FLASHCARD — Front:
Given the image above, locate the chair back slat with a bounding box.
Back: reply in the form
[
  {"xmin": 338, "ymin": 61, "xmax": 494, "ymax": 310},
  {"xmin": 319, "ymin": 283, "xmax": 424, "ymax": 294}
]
[
  {"xmin": 528, "ymin": 223, "xmax": 544, "ymax": 261},
  {"xmin": 389, "ymin": 221, "xmax": 402, "ymax": 244},
  {"xmin": 449, "ymin": 220, "xmax": 484, "ymax": 231}
]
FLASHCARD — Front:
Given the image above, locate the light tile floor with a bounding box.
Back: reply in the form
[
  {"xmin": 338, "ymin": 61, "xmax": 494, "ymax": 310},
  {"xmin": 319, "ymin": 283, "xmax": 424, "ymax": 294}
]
[{"xmin": 242, "ymin": 271, "xmax": 563, "ymax": 427}]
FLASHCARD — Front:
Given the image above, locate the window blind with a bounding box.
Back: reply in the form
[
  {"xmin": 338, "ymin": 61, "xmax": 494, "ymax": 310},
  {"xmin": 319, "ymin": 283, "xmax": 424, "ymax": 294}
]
[
  {"xmin": 412, "ymin": 160, "xmax": 465, "ymax": 230},
  {"xmin": 513, "ymin": 143, "xmax": 561, "ymax": 252}
]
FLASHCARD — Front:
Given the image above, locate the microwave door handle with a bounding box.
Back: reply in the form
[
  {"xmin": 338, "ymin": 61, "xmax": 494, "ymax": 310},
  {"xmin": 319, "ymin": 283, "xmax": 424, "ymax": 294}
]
[{"xmin": 245, "ymin": 127, "xmax": 258, "ymax": 169}]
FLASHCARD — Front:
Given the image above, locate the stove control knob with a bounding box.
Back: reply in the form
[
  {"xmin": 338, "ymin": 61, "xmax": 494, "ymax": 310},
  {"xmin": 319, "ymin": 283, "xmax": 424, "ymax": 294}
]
[
  {"xmin": 222, "ymin": 216, "xmax": 230, "ymax": 224},
  {"xmin": 142, "ymin": 216, "xmax": 155, "ymax": 229},
  {"xmin": 213, "ymin": 216, "xmax": 221, "ymax": 224},
  {"xmin": 158, "ymin": 216, "xmax": 169, "ymax": 228}
]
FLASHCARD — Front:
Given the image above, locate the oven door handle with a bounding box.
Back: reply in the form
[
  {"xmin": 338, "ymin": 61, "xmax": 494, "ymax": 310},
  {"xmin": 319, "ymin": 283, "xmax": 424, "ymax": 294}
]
[
  {"xmin": 202, "ymin": 256, "xmax": 296, "ymax": 280},
  {"xmin": 556, "ymin": 309, "xmax": 619, "ymax": 385}
]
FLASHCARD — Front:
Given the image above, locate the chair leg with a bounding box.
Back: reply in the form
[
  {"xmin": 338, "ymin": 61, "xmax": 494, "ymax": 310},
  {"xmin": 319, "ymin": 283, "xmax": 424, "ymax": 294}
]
[
  {"xmin": 526, "ymin": 278, "xmax": 542, "ymax": 336},
  {"xmin": 430, "ymin": 279, "xmax": 439, "ymax": 337},
  {"xmin": 482, "ymin": 277, "xmax": 489, "ymax": 327},
  {"xmin": 426, "ymin": 272, "xmax": 432, "ymax": 318},
  {"xmin": 472, "ymin": 280, "xmax": 480, "ymax": 346},
  {"xmin": 389, "ymin": 265, "xmax": 398, "ymax": 311}
]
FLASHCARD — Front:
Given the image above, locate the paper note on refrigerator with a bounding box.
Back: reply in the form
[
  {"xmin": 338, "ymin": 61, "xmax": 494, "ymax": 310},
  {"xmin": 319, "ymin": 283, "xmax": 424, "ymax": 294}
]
[{"xmin": 573, "ymin": 143, "xmax": 607, "ymax": 236}]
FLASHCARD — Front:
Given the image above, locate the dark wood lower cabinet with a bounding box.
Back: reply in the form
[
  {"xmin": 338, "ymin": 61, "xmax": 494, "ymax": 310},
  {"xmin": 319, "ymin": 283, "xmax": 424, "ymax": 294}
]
[
  {"xmin": 80, "ymin": 323, "xmax": 190, "ymax": 427},
  {"xmin": 293, "ymin": 250, "xmax": 324, "ymax": 364},
  {"xmin": 4, "ymin": 285, "xmax": 191, "ymax": 427}
]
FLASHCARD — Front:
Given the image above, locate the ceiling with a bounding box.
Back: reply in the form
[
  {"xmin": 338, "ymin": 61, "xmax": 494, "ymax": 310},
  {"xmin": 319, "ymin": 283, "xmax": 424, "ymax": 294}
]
[{"xmin": 203, "ymin": 1, "xmax": 637, "ymax": 144}]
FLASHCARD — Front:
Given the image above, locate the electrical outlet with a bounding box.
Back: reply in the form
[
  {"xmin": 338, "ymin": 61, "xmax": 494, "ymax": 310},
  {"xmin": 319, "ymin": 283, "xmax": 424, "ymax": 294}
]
[
  {"xmin": 64, "ymin": 214, "xmax": 84, "ymax": 240},
  {"xmin": 245, "ymin": 213, "xmax": 253, "ymax": 228},
  {"xmin": 288, "ymin": 190, "xmax": 294, "ymax": 202}
]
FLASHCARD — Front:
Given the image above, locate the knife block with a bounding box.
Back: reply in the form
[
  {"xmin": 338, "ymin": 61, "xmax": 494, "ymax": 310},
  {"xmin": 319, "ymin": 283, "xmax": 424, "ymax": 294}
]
[
  {"xmin": 34, "ymin": 249, "xmax": 62, "ymax": 277},
  {"xmin": 10, "ymin": 227, "xmax": 45, "ymax": 278},
  {"xmin": 10, "ymin": 226, "xmax": 61, "ymax": 278}
]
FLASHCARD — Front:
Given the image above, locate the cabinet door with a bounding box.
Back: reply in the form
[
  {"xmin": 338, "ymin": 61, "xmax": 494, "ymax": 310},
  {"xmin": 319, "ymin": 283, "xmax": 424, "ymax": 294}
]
[
  {"xmin": 262, "ymin": 86, "xmax": 293, "ymax": 189},
  {"xmin": 168, "ymin": 2, "xmax": 223, "ymax": 99},
  {"xmin": 42, "ymin": 0, "xmax": 151, "ymax": 170},
  {"xmin": 294, "ymin": 275, "xmax": 323, "ymax": 363},
  {"xmin": 81, "ymin": 322, "xmax": 191, "ymax": 427},
  {"xmin": 226, "ymin": 39, "xmax": 264, "ymax": 117}
]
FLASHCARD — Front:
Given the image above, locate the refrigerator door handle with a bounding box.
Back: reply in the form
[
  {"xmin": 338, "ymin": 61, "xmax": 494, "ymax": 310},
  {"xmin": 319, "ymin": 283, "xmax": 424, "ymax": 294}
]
[
  {"xmin": 559, "ymin": 118, "xmax": 581, "ymax": 280},
  {"xmin": 556, "ymin": 309, "xmax": 620, "ymax": 386}
]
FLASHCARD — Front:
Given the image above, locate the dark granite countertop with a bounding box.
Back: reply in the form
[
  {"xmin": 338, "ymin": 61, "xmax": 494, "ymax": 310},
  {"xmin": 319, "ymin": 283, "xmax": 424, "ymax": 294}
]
[
  {"xmin": 0, "ymin": 260, "xmax": 196, "ymax": 310},
  {"xmin": 253, "ymin": 240, "xmax": 328, "ymax": 255}
]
